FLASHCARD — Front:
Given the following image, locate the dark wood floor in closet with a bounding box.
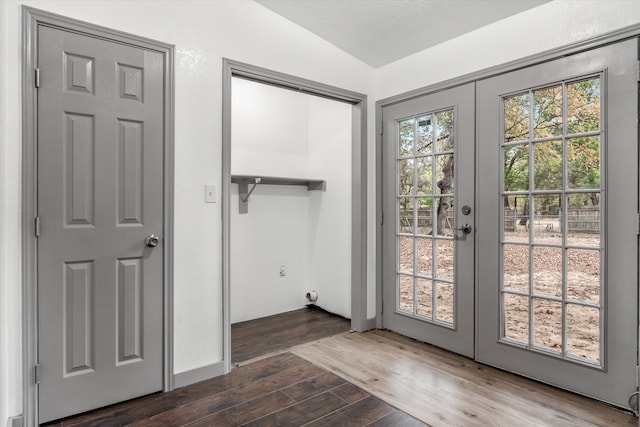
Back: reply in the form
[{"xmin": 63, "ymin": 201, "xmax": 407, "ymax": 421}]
[{"xmin": 231, "ymin": 305, "xmax": 351, "ymax": 363}]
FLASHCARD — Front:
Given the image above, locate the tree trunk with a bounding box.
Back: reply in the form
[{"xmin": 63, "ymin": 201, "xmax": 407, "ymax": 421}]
[
  {"xmin": 436, "ymin": 156, "xmax": 454, "ymax": 235},
  {"xmin": 436, "ymin": 197, "xmax": 450, "ymax": 234},
  {"xmin": 519, "ymin": 199, "xmax": 529, "ymax": 226}
]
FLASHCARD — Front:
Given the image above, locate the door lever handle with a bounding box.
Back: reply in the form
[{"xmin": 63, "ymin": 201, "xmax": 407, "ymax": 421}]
[{"xmin": 457, "ymin": 224, "xmax": 472, "ymax": 234}]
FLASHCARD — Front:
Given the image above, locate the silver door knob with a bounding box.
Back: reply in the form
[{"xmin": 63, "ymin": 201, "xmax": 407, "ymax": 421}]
[
  {"xmin": 457, "ymin": 224, "xmax": 472, "ymax": 234},
  {"xmin": 145, "ymin": 234, "xmax": 159, "ymax": 247}
]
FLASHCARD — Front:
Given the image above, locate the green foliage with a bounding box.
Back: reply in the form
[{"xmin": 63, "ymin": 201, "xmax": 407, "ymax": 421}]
[
  {"xmin": 534, "ymin": 85, "xmax": 563, "ymax": 138},
  {"xmin": 397, "ymin": 110, "xmax": 454, "ymax": 235},
  {"xmin": 502, "ymin": 78, "xmax": 601, "ymax": 208},
  {"xmin": 504, "ymin": 145, "xmax": 528, "ymax": 192},
  {"xmin": 534, "ymin": 140, "xmax": 562, "ymax": 191},
  {"xmin": 568, "ymin": 137, "xmax": 600, "ymax": 190},
  {"xmin": 568, "ymin": 79, "xmax": 600, "ymax": 134}
]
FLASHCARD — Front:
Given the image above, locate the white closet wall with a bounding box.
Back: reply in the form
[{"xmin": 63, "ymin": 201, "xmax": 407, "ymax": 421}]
[
  {"xmin": 231, "ymin": 78, "xmax": 351, "ymax": 323},
  {"xmin": 308, "ymin": 96, "xmax": 351, "ymax": 318}
]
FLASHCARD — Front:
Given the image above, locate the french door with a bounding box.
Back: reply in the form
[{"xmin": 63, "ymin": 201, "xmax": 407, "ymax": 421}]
[
  {"xmin": 476, "ymin": 39, "xmax": 638, "ymax": 408},
  {"xmin": 382, "ymin": 38, "xmax": 638, "ymax": 408},
  {"xmin": 382, "ymin": 83, "xmax": 475, "ymax": 358}
]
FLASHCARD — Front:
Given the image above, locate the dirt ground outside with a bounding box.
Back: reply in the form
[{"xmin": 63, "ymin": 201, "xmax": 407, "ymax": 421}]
[{"xmin": 398, "ymin": 229, "xmax": 601, "ymax": 363}]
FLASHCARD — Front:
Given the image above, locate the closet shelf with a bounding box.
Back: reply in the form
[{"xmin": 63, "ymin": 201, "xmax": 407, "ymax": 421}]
[{"xmin": 231, "ymin": 175, "xmax": 326, "ymax": 214}]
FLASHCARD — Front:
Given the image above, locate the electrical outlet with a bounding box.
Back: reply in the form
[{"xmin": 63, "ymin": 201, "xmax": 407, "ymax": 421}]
[{"xmin": 279, "ymin": 265, "xmax": 286, "ymax": 276}]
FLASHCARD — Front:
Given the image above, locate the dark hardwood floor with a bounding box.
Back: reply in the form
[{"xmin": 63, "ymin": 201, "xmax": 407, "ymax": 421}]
[
  {"xmin": 231, "ymin": 305, "xmax": 351, "ymax": 363},
  {"xmin": 44, "ymin": 307, "xmax": 423, "ymax": 426},
  {"xmin": 43, "ymin": 353, "xmax": 424, "ymax": 426}
]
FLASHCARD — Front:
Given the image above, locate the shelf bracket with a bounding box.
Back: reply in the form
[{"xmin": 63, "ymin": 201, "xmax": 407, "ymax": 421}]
[
  {"xmin": 232, "ymin": 174, "xmax": 326, "ymax": 214},
  {"xmin": 238, "ymin": 177, "xmax": 261, "ymax": 214}
]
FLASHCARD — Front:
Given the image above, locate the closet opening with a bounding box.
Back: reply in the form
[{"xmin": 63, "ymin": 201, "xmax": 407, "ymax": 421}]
[{"xmin": 222, "ymin": 60, "xmax": 368, "ymax": 369}]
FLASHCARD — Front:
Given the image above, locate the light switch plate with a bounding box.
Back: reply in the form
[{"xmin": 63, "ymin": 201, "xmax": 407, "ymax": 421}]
[{"xmin": 205, "ymin": 185, "xmax": 216, "ymax": 203}]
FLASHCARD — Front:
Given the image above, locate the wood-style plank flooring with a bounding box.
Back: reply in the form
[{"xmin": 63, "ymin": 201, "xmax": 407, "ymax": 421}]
[
  {"xmin": 231, "ymin": 305, "xmax": 350, "ymax": 363},
  {"xmin": 44, "ymin": 308, "xmax": 637, "ymax": 426},
  {"xmin": 44, "ymin": 352, "xmax": 424, "ymax": 426},
  {"xmin": 292, "ymin": 330, "xmax": 637, "ymax": 426}
]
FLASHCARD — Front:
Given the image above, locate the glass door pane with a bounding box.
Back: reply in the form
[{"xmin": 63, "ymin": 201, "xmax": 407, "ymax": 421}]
[
  {"xmin": 396, "ymin": 112, "xmax": 456, "ymax": 326},
  {"xmin": 500, "ymin": 76, "xmax": 603, "ymax": 366}
]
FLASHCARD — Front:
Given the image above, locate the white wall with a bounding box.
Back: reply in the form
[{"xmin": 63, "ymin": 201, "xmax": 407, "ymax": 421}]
[
  {"xmin": 230, "ymin": 183, "xmax": 312, "ymax": 323},
  {"xmin": 0, "ymin": 0, "xmax": 373, "ymax": 422},
  {"xmin": 231, "ymin": 79, "xmax": 310, "ymax": 177},
  {"xmin": 0, "ymin": 0, "xmax": 23, "ymax": 422},
  {"xmin": 231, "ymin": 79, "xmax": 311, "ymax": 323},
  {"xmin": 308, "ymin": 97, "xmax": 352, "ymax": 318},
  {"xmin": 375, "ymin": 0, "xmax": 640, "ymax": 99},
  {"xmin": 230, "ymin": 78, "xmax": 351, "ymax": 323}
]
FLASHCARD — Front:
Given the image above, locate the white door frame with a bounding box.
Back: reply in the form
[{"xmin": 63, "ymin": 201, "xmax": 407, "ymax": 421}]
[
  {"xmin": 21, "ymin": 7, "xmax": 175, "ymax": 426},
  {"xmin": 221, "ymin": 59, "xmax": 370, "ymax": 373},
  {"xmin": 375, "ymin": 26, "xmax": 640, "ymax": 408}
]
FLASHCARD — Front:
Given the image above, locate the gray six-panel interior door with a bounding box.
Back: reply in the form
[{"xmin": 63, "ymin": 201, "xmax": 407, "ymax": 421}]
[{"xmin": 37, "ymin": 26, "xmax": 164, "ymax": 422}]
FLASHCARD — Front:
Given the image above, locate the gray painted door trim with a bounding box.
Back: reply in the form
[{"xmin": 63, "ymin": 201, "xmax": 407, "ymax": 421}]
[
  {"xmin": 222, "ymin": 59, "xmax": 369, "ymax": 373},
  {"xmin": 22, "ymin": 7, "xmax": 175, "ymax": 425},
  {"xmin": 375, "ymin": 23, "xmax": 640, "ymax": 329}
]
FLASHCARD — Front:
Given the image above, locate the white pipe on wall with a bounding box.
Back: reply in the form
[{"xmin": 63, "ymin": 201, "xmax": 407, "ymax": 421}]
[{"xmin": 306, "ymin": 290, "xmax": 318, "ymax": 303}]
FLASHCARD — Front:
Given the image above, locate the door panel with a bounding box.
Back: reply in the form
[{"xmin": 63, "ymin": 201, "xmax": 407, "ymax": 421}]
[
  {"xmin": 382, "ymin": 83, "xmax": 475, "ymax": 357},
  {"xmin": 476, "ymin": 39, "xmax": 638, "ymax": 408},
  {"xmin": 37, "ymin": 26, "xmax": 164, "ymax": 422}
]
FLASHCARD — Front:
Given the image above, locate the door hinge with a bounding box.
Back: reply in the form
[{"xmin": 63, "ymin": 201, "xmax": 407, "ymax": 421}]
[
  {"xmin": 35, "ymin": 216, "xmax": 40, "ymax": 237},
  {"xmin": 34, "ymin": 364, "xmax": 40, "ymax": 384},
  {"xmin": 35, "ymin": 68, "xmax": 40, "ymax": 88},
  {"xmin": 381, "ymin": 211, "xmax": 384, "ymax": 226},
  {"xmin": 636, "ymin": 61, "xmax": 640, "ymax": 82}
]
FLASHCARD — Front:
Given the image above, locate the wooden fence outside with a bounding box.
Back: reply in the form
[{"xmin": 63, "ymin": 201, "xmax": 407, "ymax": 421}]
[
  {"xmin": 503, "ymin": 207, "xmax": 600, "ymax": 234},
  {"xmin": 400, "ymin": 207, "xmax": 600, "ymax": 233},
  {"xmin": 399, "ymin": 208, "xmax": 455, "ymax": 232}
]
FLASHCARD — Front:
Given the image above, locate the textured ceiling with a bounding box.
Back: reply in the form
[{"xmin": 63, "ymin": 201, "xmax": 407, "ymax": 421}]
[{"xmin": 256, "ymin": 0, "xmax": 551, "ymax": 68}]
